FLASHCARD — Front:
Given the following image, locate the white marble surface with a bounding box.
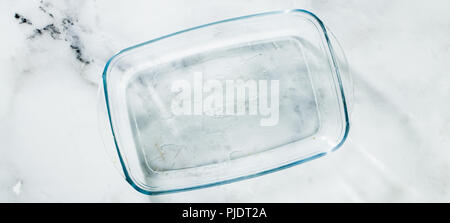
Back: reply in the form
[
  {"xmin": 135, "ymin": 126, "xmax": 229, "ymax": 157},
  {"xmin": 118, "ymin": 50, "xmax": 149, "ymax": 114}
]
[{"xmin": 1, "ymin": 0, "xmax": 450, "ymax": 202}]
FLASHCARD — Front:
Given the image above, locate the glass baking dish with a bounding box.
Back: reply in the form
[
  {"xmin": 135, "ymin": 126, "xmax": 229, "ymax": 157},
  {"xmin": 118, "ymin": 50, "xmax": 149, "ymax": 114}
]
[{"xmin": 99, "ymin": 9, "xmax": 351, "ymax": 195}]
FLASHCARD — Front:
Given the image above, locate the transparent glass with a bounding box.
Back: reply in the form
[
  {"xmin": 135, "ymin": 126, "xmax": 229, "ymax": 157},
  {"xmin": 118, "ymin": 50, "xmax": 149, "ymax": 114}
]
[{"xmin": 99, "ymin": 9, "xmax": 351, "ymax": 195}]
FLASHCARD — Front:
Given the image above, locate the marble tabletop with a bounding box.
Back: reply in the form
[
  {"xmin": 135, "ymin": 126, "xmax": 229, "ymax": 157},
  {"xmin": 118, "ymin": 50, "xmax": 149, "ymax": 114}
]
[{"xmin": 1, "ymin": 0, "xmax": 449, "ymax": 202}]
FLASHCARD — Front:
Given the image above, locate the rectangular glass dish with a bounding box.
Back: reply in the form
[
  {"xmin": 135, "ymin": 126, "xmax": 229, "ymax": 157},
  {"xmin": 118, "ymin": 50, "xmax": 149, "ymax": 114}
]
[{"xmin": 100, "ymin": 9, "xmax": 350, "ymax": 195}]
